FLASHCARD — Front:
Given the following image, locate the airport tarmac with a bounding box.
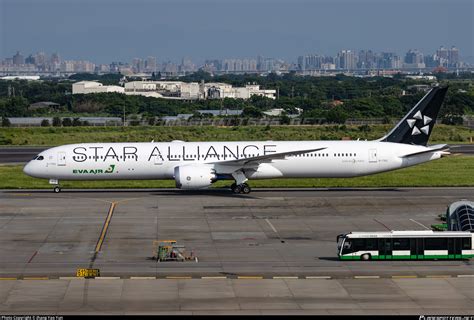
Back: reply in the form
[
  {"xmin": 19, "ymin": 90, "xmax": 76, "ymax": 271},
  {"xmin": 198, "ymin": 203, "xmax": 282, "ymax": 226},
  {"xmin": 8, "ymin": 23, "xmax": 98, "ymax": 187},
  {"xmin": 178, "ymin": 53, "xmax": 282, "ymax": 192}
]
[{"xmin": 0, "ymin": 187, "xmax": 473, "ymax": 314}]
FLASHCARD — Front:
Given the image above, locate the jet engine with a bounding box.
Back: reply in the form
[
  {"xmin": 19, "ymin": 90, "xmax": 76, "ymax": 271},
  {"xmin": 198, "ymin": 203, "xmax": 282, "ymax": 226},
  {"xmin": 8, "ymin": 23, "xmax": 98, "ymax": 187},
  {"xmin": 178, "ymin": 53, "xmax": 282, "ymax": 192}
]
[{"xmin": 174, "ymin": 164, "xmax": 217, "ymax": 189}]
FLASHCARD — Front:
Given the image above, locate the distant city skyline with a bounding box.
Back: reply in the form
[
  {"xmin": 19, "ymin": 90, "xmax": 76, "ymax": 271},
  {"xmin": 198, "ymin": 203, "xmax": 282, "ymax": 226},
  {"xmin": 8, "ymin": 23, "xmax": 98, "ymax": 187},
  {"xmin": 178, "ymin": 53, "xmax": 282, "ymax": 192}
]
[
  {"xmin": 1, "ymin": 0, "xmax": 472, "ymax": 64},
  {"xmin": 1, "ymin": 45, "xmax": 467, "ymax": 76},
  {"xmin": 0, "ymin": 45, "xmax": 467, "ymax": 65}
]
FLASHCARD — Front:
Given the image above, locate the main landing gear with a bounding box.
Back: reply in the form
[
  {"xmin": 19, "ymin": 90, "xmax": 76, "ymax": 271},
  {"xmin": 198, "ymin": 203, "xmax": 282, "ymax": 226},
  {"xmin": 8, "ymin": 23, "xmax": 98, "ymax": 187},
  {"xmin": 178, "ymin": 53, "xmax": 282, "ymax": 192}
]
[
  {"xmin": 231, "ymin": 170, "xmax": 251, "ymax": 194},
  {"xmin": 53, "ymin": 186, "xmax": 61, "ymax": 193},
  {"xmin": 231, "ymin": 183, "xmax": 251, "ymax": 194}
]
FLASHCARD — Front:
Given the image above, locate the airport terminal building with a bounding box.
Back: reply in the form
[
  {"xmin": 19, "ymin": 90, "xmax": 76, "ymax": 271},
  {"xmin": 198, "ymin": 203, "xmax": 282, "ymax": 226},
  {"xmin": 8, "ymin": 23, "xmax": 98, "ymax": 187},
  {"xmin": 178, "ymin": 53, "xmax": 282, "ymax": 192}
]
[{"xmin": 446, "ymin": 200, "xmax": 474, "ymax": 232}]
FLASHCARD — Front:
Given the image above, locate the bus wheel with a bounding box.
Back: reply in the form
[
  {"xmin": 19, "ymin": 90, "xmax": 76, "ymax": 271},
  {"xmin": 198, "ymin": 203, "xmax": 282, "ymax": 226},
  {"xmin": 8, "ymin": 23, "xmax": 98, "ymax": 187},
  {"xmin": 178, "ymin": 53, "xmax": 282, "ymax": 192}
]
[{"xmin": 361, "ymin": 254, "xmax": 371, "ymax": 261}]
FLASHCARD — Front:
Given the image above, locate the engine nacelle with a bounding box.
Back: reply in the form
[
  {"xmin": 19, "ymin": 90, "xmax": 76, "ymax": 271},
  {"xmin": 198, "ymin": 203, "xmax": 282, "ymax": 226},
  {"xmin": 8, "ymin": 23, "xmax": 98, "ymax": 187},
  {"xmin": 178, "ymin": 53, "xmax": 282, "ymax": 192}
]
[{"xmin": 174, "ymin": 164, "xmax": 217, "ymax": 189}]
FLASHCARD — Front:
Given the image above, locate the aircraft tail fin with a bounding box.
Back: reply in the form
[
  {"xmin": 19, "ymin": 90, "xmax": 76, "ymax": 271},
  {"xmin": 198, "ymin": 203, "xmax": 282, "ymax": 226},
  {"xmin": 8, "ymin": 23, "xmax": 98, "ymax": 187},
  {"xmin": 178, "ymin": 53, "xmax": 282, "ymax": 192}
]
[{"xmin": 379, "ymin": 86, "xmax": 448, "ymax": 146}]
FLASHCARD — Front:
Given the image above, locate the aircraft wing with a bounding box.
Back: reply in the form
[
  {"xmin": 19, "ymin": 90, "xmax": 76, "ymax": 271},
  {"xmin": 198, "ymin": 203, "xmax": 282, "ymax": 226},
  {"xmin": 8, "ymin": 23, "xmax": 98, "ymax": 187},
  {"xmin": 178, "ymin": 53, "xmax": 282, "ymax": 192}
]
[
  {"xmin": 400, "ymin": 144, "xmax": 450, "ymax": 158},
  {"xmin": 209, "ymin": 147, "xmax": 327, "ymax": 166}
]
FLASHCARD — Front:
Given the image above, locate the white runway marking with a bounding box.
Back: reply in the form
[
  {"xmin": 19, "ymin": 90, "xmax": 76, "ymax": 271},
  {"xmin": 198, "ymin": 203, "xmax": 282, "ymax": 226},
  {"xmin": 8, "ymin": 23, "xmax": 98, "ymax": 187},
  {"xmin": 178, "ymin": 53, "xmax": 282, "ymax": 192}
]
[
  {"xmin": 265, "ymin": 218, "xmax": 278, "ymax": 233},
  {"xmin": 409, "ymin": 219, "xmax": 430, "ymax": 230}
]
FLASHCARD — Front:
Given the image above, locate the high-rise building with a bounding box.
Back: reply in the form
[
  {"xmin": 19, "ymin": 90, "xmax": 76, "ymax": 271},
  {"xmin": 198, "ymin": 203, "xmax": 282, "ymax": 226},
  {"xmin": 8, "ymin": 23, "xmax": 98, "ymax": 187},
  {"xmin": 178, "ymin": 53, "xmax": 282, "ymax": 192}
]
[
  {"xmin": 257, "ymin": 55, "xmax": 264, "ymax": 71},
  {"xmin": 25, "ymin": 54, "xmax": 35, "ymax": 65},
  {"xmin": 391, "ymin": 55, "xmax": 402, "ymax": 69},
  {"xmin": 358, "ymin": 50, "xmax": 376, "ymax": 69},
  {"xmin": 34, "ymin": 52, "xmax": 47, "ymax": 67},
  {"xmin": 336, "ymin": 50, "xmax": 356, "ymax": 70},
  {"xmin": 203, "ymin": 59, "xmax": 221, "ymax": 72},
  {"xmin": 435, "ymin": 46, "xmax": 449, "ymax": 67},
  {"xmin": 60, "ymin": 61, "xmax": 75, "ymax": 73},
  {"xmin": 448, "ymin": 46, "xmax": 459, "ymax": 67},
  {"xmin": 433, "ymin": 46, "xmax": 460, "ymax": 68},
  {"xmin": 146, "ymin": 56, "xmax": 157, "ymax": 73},
  {"xmin": 223, "ymin": 59, "xmax": 236, "ymax": 72},
  {"xmin": 424, "ymin": 55, "xmax": 437, "ymax": 68},
  {"xmin": 404, "ymin": 49, "xmax": 423, "ymax": 64},
  {"xmin": 298, "ymin": 54, "xmax": 324, "ymax": 71},
  {"xmin": 180, "ymin": 57, "xmax": 195, "ymax": 73},
  {"xmin": 404, "ymin": 49, "xmax": 425, "ymax": 68},
  {"xmin": 49, "ymin": 52, "xmax": 61, "ymax": 72},
  {"xmin": 50, "ymin": 52, "xmax": 60, "ymax": 64},
  {"xmin": 131, "ymin": 58, "xmax": 147, "ymax": 73},
  {"xmin": 12, "ymin": 51, "xmax": 25, "ymax": 65}
]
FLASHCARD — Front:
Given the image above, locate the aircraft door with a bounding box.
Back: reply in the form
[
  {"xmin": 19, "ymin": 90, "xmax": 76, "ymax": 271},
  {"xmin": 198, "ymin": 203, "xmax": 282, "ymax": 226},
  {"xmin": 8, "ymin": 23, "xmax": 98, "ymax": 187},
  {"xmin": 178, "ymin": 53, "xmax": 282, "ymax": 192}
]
[
  {"xmin": 369, "ymin": 149, "xmax": 377, "ymax": 163},
  {"xmin": 57, "ymin": 152, "xmax": 66, "ymax": 166}
]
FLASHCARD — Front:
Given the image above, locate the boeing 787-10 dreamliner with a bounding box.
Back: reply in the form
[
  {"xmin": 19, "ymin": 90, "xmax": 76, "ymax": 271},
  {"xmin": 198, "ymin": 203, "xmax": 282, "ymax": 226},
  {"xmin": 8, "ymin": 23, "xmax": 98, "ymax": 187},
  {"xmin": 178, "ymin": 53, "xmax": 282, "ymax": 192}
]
[{"xmin": 24, "ymin": 86, "xmax": 449, "ymax": 194}]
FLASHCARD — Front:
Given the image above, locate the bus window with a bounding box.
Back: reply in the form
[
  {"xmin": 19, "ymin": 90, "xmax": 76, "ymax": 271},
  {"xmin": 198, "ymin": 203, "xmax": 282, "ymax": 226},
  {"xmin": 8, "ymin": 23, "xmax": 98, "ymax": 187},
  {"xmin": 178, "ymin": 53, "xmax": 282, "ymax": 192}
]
[
  {"xmin": 366, "ymin": 238, "xmax": 377, "ymax": 250},
  {"xmin": 462, "ymin": 238, "xmax": 472, "ymax": 250},
  {"xmin": 342, "ymin": 239, "xmax": 352, "ymax": 254},
  {"xmin": 353, "ymin": 239, "xmax": 366, "ymax": 251},
  {"xmin": 393, "ymin": 238, "xmax": 410, "ymax": 250},
  {"xmin": 425, "ymin": 238, "xmax": 448, "ymax": 250},
  {"xmin": 378, "ymin": 238, "xmax": 392, "ymax": 255}
]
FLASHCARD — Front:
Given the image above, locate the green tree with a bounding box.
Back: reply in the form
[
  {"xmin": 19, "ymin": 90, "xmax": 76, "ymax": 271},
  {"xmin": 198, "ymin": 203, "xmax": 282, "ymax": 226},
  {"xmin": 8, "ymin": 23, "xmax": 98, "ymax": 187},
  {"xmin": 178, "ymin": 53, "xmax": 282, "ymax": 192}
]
[
  {"xmin": 242, "ymin": 106, "xmax": 262, "ymax": 118},
  {"xmin": 326, "ymin": 106, "xmax": 348, "ymax": 124},
  {"xmin": 279, "ymin": 112, "xmax": 291, "ymax": 125},
  {"xmin": 72, "ymin": 117, "xmax": 82, "ymax": 126},
  {"xmin": 147, "ymin": 116, "xmax": 156, "ymax": 126},
  {"xmin": 1, "ymin": 117, "xmax": 11, "ymax": 127},
  {"xmin": 52, "ymin": 117, "xmax": 62, "ymax": 127},
  {"xmin": 62, "ymin": 117, "xmax": 72, "ymax": 127}
]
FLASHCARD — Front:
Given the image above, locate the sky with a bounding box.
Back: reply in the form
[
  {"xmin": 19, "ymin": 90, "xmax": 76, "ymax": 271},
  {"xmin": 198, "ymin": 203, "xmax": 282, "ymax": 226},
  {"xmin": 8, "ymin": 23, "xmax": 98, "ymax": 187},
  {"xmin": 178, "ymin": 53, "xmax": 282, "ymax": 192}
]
[{"xmin": 0, "ymin": 0, "xmax": 473, "ymax": 64}]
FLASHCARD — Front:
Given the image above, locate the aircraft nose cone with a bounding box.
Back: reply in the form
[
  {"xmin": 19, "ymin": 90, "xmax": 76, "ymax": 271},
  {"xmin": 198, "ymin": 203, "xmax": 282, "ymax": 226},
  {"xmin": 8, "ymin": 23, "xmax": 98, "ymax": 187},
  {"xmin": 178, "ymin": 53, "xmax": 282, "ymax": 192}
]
[{"xmin": 23, "ymin": 162, "xmax": 34, "ymax": 177}]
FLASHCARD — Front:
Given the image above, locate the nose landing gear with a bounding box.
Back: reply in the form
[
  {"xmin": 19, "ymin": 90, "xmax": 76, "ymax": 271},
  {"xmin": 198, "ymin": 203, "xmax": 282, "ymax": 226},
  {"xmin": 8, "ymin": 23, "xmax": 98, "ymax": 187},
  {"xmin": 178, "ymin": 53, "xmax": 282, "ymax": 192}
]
[{"xmin": 49, "ymin": 179, "xmax": 61, "ymax": 193}]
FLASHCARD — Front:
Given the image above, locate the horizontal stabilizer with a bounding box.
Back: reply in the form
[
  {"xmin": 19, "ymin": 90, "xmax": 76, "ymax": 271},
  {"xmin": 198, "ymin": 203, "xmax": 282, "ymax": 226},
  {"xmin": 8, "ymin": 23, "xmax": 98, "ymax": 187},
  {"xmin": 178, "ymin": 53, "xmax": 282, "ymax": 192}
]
[{"xmin": 400, "ymin": 144, "xmax": 450, "ymax": 158}]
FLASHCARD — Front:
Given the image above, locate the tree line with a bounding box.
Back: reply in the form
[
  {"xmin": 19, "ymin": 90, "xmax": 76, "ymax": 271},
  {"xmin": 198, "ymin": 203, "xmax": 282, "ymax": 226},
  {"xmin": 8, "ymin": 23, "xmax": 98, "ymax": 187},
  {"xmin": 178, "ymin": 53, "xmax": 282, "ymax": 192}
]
[{"xmin": 0, "ymin": 72, "xmax": 473, "ymax": 125}]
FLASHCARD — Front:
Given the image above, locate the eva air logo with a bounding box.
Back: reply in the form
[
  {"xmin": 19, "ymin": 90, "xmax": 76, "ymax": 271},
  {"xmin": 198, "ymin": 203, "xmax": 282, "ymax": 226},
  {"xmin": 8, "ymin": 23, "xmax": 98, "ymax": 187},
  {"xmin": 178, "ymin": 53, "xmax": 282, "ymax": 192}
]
[
  {"xmin": 406, "ymin": 110, "xmax": 432, "ymax": 136},
  {"xmin": 73, "ymin": 164, "xmax": 116, "ymax": 174}
]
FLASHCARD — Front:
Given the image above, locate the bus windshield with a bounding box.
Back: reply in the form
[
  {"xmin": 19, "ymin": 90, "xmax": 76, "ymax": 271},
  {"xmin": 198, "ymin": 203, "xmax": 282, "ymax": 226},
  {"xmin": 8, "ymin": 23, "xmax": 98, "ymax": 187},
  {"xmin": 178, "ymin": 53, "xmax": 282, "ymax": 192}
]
[{"xmin": 337, "ymin": 234, "xmax": 345, "ymax": 251}]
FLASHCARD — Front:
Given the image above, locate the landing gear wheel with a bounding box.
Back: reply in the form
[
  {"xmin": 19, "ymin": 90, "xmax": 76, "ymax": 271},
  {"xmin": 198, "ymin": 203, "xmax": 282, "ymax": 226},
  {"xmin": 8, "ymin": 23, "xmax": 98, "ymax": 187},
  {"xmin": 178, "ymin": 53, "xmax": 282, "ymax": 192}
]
[
  {"xmin": 241, "ymin": 184, "xmax": 251, "ymax": 194},
  {"xmin": 53, "ymin": 186, "xmax": 61, "ymax": 193},
  {"xmin": 230, "ymin": 183, "xmax": 237, "ymax": 192},
  {"xmin": 233, "ymin": 184, "xmax": 242, "ymax": 194}
]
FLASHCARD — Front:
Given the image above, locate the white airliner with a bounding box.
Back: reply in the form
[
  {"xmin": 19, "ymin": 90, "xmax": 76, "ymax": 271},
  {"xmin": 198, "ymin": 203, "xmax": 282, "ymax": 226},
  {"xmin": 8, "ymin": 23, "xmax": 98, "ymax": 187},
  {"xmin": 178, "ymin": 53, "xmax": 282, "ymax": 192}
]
[{"xmin": 24, "ymin": 86, "xmax": 449, "ymax": 194}]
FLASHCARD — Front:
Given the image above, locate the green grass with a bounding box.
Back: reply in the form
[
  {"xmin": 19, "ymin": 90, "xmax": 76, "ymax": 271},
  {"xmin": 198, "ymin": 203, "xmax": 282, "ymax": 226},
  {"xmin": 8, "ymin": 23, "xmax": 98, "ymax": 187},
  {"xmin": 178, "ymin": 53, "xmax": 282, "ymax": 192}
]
[
  {"xmin": 0, "ymin": 124, "xmax": 473, "ymax": 146},
  {"xmin": 1, "ymin": 155, "xmax": 473, "ymax": 189}
]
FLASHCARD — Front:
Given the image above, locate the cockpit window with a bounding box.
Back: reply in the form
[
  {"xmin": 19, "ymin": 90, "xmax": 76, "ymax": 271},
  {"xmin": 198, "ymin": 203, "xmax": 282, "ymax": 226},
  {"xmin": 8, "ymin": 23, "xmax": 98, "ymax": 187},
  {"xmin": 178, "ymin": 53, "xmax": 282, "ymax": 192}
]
[
  {"xmin": 37, "ymin": 156, "xmax": 44, "ymax": 160},
  {"xmin": 32, "ymin": 156, "xmax": 38, "ymax": 160}
]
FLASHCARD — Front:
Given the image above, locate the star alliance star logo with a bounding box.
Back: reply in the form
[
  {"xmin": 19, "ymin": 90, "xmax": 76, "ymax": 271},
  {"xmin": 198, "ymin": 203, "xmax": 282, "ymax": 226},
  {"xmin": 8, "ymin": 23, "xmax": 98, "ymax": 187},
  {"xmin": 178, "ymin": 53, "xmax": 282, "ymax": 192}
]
[{"xmin": 406, "ymin": 111, "xmax": 432, "ymax": 136}]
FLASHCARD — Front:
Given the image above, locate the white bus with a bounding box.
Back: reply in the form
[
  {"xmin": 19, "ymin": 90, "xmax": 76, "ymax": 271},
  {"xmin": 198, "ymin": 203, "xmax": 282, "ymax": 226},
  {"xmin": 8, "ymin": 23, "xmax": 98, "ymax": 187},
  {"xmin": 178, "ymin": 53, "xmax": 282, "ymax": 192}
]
[{"xmin": 337, "ymin": 230, "xmax": 474, "ymax": 260}]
